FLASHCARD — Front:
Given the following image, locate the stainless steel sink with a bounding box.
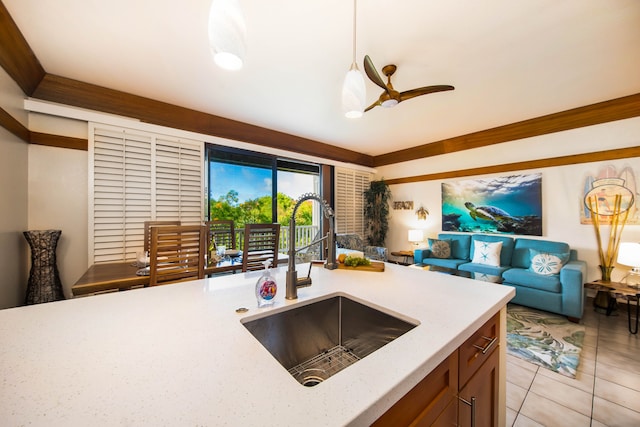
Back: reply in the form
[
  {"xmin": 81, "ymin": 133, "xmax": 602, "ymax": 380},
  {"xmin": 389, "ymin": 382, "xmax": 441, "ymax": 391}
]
[{"xmin": 241, "ymin": 293, "xmax": 419, "ymax": 386}]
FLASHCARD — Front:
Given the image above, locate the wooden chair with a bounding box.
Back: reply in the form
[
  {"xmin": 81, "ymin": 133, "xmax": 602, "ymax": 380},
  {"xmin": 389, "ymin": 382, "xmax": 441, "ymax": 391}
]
[
  {"xmin": 143, "ymin": 220, "xmax": 181, "ymax": 253},
  {"xmin": 242, "ymin": 223, "xmax": 281, "ymax": 272},
  {"xmin": 149, "ymin": 225, "xmax": 206, "ymax": 286},
  {"xmin": 204, "ymin": 219, "xmax": 236, "ymax": 253}
]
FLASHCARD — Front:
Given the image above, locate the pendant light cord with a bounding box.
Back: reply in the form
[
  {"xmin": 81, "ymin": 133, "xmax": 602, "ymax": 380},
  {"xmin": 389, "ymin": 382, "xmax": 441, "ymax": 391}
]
[{"xmin": 351, "ymin": 0, "xmax": 357, "ymax": 66}]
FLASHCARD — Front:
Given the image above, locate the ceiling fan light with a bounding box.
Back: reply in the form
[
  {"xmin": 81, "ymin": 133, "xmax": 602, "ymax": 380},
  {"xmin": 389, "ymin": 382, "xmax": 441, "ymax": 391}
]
[
  {"xmin": 381, "ymin": 99, "xmax": 399, "ymax": 108},
  {"xmin": 342, "ymin": 65, "xmax": 366, "ymax": 118},
  {"xmin": 208, "ymin": 0, "xmax": 247, "ymax": 71}
]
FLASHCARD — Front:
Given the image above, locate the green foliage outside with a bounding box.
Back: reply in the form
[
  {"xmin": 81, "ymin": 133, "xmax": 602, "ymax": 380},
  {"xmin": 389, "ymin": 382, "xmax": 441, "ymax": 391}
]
[{"xmin": 210, "ymin": 190, "xmax": 313, "ymax": 229}]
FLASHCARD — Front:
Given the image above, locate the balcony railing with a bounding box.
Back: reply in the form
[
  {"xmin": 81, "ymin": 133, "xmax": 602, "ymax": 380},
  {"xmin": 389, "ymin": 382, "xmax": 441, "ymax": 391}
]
[{"xmin": 234, "ymin": 225, "xmax": 320, "ymax": 254}]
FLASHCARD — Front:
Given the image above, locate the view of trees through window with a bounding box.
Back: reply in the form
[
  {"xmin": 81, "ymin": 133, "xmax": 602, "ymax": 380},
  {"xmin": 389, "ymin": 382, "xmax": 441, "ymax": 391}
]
[{"xmin": 206, "ymin": 146, "xmax": 321, "ymax": 249}]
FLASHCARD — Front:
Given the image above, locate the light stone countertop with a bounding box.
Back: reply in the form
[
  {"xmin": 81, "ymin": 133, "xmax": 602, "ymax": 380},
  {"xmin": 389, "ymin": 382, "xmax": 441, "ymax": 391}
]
[{"xmin": 0, "ymin": 262, "xmax": 514, "ymax": 426}]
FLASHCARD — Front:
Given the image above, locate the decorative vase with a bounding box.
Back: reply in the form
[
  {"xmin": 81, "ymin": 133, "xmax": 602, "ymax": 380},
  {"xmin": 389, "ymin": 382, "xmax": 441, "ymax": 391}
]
[
  {"xmin": 599, "ymin": 264, "xmax": 614, "ymax": 282},
  {"xmin": 24, "ymin": 230, "xmax": 65, "ymax": 304}
]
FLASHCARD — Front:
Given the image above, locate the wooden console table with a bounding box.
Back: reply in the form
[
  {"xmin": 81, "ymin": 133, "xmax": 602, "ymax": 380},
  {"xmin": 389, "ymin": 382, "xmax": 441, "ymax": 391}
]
[
  {"xmin": 390, "ymin": 250, "xmax": 414, "ymax": 266},
  {"xmin": 585, "ymin": 280, "xmax": 640, "ymax": 334}
]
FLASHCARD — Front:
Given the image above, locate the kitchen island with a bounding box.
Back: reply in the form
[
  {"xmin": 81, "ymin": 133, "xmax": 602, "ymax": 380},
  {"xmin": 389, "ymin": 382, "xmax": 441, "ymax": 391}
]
[{"xmin": 0, "ymin": 262, "xmax": 514, "ymax": 426}]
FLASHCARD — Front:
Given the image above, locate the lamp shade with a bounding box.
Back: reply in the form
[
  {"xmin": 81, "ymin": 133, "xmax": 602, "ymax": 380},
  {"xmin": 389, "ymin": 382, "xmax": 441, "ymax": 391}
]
[
  {"xmin": 208, "ymin": 0, "xmax": 247, "ymax": 71},
  {"xmin": 408, "ymin": 229, "xmax": 424, "ymax": 243},
  {"xmin": 342, "ymin": 63, "xmax": 366, "ymax": 118},
  {"xmin": 617, "ymin": 242, "xmax": 640, "ymax": 267}
]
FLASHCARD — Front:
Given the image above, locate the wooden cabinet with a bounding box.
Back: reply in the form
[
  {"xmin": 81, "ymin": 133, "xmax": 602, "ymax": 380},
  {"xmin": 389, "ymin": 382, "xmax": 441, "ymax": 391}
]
[
  {"xmin": 373, "ymin": 312, "xmax": 501, "ymax": 427},
  {"xmin": 458, "ymin": 313, "xmax": 500, "ymax": 427},
  {"xmin": 372, "ymin": 352, "xmax": 458, "ymax": 427}
]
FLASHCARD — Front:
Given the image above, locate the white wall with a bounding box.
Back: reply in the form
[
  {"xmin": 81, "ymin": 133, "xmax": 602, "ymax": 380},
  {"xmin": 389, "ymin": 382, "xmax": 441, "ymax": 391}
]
[
  {"xmin": 0, "ymin": 127, "xmax": 29, "ymax": 308},
  {"xmin": 377, "ymin": 117, "xmax": 640, "ymax": 283},
  {"xmin": 27, "ymin": 114, "xmax": 88, "ymax": 298},
  {"xmin": 0, "ymin": 68, "xmax": 29, "ymax": 309}
]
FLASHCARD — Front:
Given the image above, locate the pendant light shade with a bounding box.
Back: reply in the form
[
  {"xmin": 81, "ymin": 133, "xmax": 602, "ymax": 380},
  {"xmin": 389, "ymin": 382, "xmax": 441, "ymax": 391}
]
[
  {"xmin": 342, "ymin": 0, "xmax": 366, "ymax": 118},
  {"xmin": 208, "ymin": 0, "xmax": 247, "ymax": 71},
  {"xmin": 342, "ymin": 64, "xmax": 366, "ymax": 118}
]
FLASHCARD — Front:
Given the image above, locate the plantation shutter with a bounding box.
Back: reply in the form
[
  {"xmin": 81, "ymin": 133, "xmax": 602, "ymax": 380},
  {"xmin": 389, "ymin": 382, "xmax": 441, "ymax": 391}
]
[
  {"xmin": 89, "ymin": 124, "xmax": 204, "ymax": 264},
  {"xmin": 334, "ymin": 167, "xmax": 372, "ymax": 237}
]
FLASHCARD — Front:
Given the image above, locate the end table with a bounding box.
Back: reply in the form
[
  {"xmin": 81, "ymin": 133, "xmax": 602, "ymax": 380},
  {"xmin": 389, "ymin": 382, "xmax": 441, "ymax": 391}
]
[
  {"xmin": 585, "ymin": 280, "xmax": 639, "ymax": 334},
  {"xmin": 390, "ymin": 250, "xmax": 414, "ymax": 266}
]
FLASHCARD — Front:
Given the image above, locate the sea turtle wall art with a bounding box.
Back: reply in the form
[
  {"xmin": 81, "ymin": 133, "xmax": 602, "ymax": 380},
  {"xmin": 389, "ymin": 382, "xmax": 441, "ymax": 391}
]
[{"xmin": 442, "ymin": 173, "xmax": 542, "ymax": 235}]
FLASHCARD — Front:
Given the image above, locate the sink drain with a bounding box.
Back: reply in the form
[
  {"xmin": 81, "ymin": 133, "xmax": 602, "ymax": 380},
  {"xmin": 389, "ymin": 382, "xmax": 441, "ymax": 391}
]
[
  {"xmin": 288, "ymin": 345, "xmax": 361, "ymax": 386},
  {"xmin": 296, "ymin": 369, "xmax": 327, "ymax": 387}
]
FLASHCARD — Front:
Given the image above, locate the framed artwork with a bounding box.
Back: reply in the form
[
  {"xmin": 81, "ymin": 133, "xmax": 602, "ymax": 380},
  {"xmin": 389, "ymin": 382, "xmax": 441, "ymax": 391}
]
[
  {"xmin": 580, "ymin": 165, "xmax": 638, "ymax": 225},
  {"xmin": 441, "ymin": 173, "xmax": 542, "ymax": 235}
]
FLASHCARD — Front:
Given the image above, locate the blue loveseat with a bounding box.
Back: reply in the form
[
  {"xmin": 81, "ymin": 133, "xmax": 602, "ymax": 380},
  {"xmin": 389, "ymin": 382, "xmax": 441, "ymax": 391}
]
[{"xmin": 414, "ymin": 233, "xmax": 587, "ymax": 320}]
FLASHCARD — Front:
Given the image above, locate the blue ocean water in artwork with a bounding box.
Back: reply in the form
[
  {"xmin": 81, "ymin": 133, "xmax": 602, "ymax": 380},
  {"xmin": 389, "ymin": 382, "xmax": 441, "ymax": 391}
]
[{"xmin": 441, "ymin": 174, "xmax": 543, "ymax": 235}]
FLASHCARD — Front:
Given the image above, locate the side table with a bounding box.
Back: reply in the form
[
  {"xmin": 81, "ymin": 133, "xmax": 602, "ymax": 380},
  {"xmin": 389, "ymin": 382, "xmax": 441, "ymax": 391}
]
[
  {"xmin": 390, "ymin": 250, "xmax": 414, "ymax": 266},
  {"xmin": 585, "ymin": 280, "xmax": 640, "ymax": 334}
]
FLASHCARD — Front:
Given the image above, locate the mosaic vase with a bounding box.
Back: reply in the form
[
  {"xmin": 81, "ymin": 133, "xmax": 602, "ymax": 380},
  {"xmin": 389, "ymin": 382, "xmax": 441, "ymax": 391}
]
[{"xmin": 24, "ymin": 230, "xmax": 64, "ymax": 304}]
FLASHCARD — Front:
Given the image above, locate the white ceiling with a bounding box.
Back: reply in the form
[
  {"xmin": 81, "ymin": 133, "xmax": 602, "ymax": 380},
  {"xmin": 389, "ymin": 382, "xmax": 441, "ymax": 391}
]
[{"xmin": 5, "ymin": 0, "xmax": 640, "ymax": 157}]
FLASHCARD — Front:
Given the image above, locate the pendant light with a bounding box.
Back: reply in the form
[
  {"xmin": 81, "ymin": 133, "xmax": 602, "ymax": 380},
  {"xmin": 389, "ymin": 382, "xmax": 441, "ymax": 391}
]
[
  {"xmin": 208, "ymin": 0, "xmax": 247, "ymax": 71},
  {"xmin": 342, "ymin": 0, "xmax": 366, "ymax": 118}
]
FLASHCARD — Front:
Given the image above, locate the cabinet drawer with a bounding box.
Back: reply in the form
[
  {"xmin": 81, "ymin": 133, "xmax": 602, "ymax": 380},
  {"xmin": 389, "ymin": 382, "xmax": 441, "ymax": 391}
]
[
  {"xmin": 373, "ymin": 352, "xmax": 458, "ymax": 427},
  {"xmin": 459, "ymin": 312, "xmax": 500, "ymax": 387}
]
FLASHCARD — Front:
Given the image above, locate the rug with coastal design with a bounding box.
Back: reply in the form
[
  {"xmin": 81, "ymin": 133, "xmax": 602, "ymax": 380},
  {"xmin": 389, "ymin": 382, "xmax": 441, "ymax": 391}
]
[{"xmin": 506, "ymin": 304, "xmax": 585, "ymax": 378}]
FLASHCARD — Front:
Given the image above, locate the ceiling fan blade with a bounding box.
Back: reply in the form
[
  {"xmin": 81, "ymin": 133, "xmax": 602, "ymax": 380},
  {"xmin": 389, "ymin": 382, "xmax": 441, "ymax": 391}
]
[
  {"xmin": 399, "ymin": 85, "xmax": 454, "ymax": 102},
  {"xmin": 363, "ymin": 55, "xmax": 389, "ymax": 92},
  {"xmin": 364, "ymin": 99, "xmax": 381, "ymax": 112}
]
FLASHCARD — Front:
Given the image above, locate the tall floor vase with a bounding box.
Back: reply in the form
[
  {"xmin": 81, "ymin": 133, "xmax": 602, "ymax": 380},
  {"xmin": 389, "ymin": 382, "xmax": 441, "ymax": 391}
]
[{"xmin": 24, "ymin": 230, "xmax": 64, "ymax": 304}]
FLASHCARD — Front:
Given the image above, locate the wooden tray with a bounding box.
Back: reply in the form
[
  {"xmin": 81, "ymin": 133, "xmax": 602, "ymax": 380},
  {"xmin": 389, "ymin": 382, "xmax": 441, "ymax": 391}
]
[{"xmin": 336, "ymin": 261, "xmax": 385, "ymax": 272}]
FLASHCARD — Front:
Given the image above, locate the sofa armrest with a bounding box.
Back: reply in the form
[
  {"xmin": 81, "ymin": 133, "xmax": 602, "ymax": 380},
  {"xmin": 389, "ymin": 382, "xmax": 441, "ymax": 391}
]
[
  {"xmin": 414, "ymin": 248, "xmax": 431, "ymax": 264},
  {"xmin": 560, "ymin": 260, "xmax": 588, "ymax": 319},
  {"xmin": 364, "ymin": 246, "xmax": 388, "ymax": 262}
]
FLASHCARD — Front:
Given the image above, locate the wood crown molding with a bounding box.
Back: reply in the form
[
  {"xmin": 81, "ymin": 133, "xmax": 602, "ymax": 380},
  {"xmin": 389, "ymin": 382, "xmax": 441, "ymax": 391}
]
[
  {"xmin": 0, "ymin": 105, "xmax": 87, "ymax": 149},
  {"xmin": 0, "ymin": 1, "xmax": 45, "ymax": 95},
  {"xmin": 374, "ymin": 93, "xmax": 640, "ymax": 167},
  {"xmin": 31, "ymin": 74, "xmax": 374, "ymax": 166},
  {"xmin": 385, "ymin": 146, "xmax": 640, "ymax": 185}
]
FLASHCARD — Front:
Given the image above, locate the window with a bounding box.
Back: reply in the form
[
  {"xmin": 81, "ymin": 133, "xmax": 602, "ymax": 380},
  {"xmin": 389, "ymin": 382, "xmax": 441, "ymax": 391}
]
[
  {"xmin": 206, "ymin": 145, "xmax": 321, "ymax": 251},
  {"xmin": 89, "ymin": 123, "xmax": 204, "ymax": 263}
]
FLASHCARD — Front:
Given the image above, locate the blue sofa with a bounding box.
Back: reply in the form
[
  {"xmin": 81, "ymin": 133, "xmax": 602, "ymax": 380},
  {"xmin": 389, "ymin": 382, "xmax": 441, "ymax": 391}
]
[{"xmin": 414, "ymin": 233, "xmax": 587, "ymax": 320}]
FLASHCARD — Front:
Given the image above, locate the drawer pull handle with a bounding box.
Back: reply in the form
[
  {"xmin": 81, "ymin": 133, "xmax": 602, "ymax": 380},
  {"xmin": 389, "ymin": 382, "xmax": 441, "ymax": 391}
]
[
  {"xmin": 472, "ymin": 335, "xmax": 497, "ymax": 355},
  {"xmin": 459, "ymin": 396, "xmax": 476, "ymax": 427}
]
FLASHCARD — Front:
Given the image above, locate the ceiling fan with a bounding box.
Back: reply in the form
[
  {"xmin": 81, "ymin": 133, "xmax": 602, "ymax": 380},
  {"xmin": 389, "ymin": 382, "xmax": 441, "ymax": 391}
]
[{"xmin": 363, "ymin": 55, "xmax": 454, "ymax": 112}]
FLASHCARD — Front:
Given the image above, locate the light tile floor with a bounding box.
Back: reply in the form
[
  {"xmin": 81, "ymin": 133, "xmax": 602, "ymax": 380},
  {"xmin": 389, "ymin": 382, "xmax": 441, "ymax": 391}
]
[{"xmin": 507, "ymin": 297, "xmax": 640, "ymax": 426}]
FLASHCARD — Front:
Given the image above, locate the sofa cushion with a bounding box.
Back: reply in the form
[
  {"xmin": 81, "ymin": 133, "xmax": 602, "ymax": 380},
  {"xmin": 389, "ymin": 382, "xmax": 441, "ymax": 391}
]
[
  {"xmin": 528, "ymin": 249, "xmax": 570, "ymax": 275},
  {"xmin": 437, "ymin": 233, "xmax": 472, "ymax": 260},
  {"xmin": 502, "ymin": 267, "xmax": 562, "ymax": 293},
  {"xmin": 471, "ymin": 241, "xmax": 502, "ymax": 266},
  {"xmin": 470, "ymin": 234, "xmax": 514, "ymax": 266},
  {"xmin": 429, "ymin": 238, "xmax": 452, "ymax": 259},
  {"xmin": 512, "ymin": 238, "xmax": 570, "ymax": 269}
]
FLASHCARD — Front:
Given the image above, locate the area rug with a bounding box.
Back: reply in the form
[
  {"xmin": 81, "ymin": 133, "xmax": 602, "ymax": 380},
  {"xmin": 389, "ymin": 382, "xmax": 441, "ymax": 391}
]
[{"xmin": 506, "ymin": 304, "xmax": 586, "ymax": 378}]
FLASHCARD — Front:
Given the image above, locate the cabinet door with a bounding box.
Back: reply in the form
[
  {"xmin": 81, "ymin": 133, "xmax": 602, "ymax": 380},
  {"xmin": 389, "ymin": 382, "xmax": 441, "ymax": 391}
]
[
  {"xmin": 458, "ymin": 348, "xmax": 499, "ymax": 427},
  {"xmin": 459, "ymin": 312, "xmax": 500, "ymax": 387},
  {"xmin": 373, "ymin": 352, "xmax": 458, "ymax": 427}
]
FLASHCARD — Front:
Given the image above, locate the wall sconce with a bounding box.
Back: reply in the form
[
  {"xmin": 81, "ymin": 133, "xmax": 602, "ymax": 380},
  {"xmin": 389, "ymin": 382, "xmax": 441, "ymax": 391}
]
[
  {"xmin": 408, "ymin": 229, "xmax": 424, "ymax": 247},
  {"xmin": 617, "ymin": 242, "xmax": 640, "ymax": 287},
  {"xmin": 416, "ymin": 206, "xmax": 429, "ymax": 221}
]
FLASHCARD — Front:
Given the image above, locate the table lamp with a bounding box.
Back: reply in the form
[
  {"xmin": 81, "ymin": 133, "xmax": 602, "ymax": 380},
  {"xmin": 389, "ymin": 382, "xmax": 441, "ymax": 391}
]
[
  {"xmin": 616, "ymin": 242, "xmax": 640, "ymax": 288},
  {"xmin": 408, "ymin": 229, "xmax": 424, "ymax": 247}
]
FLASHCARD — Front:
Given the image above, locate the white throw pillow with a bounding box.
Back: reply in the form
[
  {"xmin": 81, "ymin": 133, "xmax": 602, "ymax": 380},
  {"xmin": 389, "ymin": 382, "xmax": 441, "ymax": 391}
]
[
  {"xmin": 529, "ymin": 250, "xmax": 569, "ymax": 275},
  {"xmin": 471, "ymin": 241, "xmax": 502, "ymax": 267}
]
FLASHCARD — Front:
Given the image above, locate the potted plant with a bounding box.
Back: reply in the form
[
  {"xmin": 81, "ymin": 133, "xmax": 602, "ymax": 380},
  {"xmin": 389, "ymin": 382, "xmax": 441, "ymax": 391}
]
[{"xmin": 364, "ymin": 179, "xmax": 391, "ymax": 247}]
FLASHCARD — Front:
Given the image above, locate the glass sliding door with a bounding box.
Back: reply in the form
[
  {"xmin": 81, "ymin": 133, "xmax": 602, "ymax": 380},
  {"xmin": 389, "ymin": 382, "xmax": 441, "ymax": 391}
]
[{"xmin": 206, "ymin": 145, "xmax": 321, "ymax": 255}]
